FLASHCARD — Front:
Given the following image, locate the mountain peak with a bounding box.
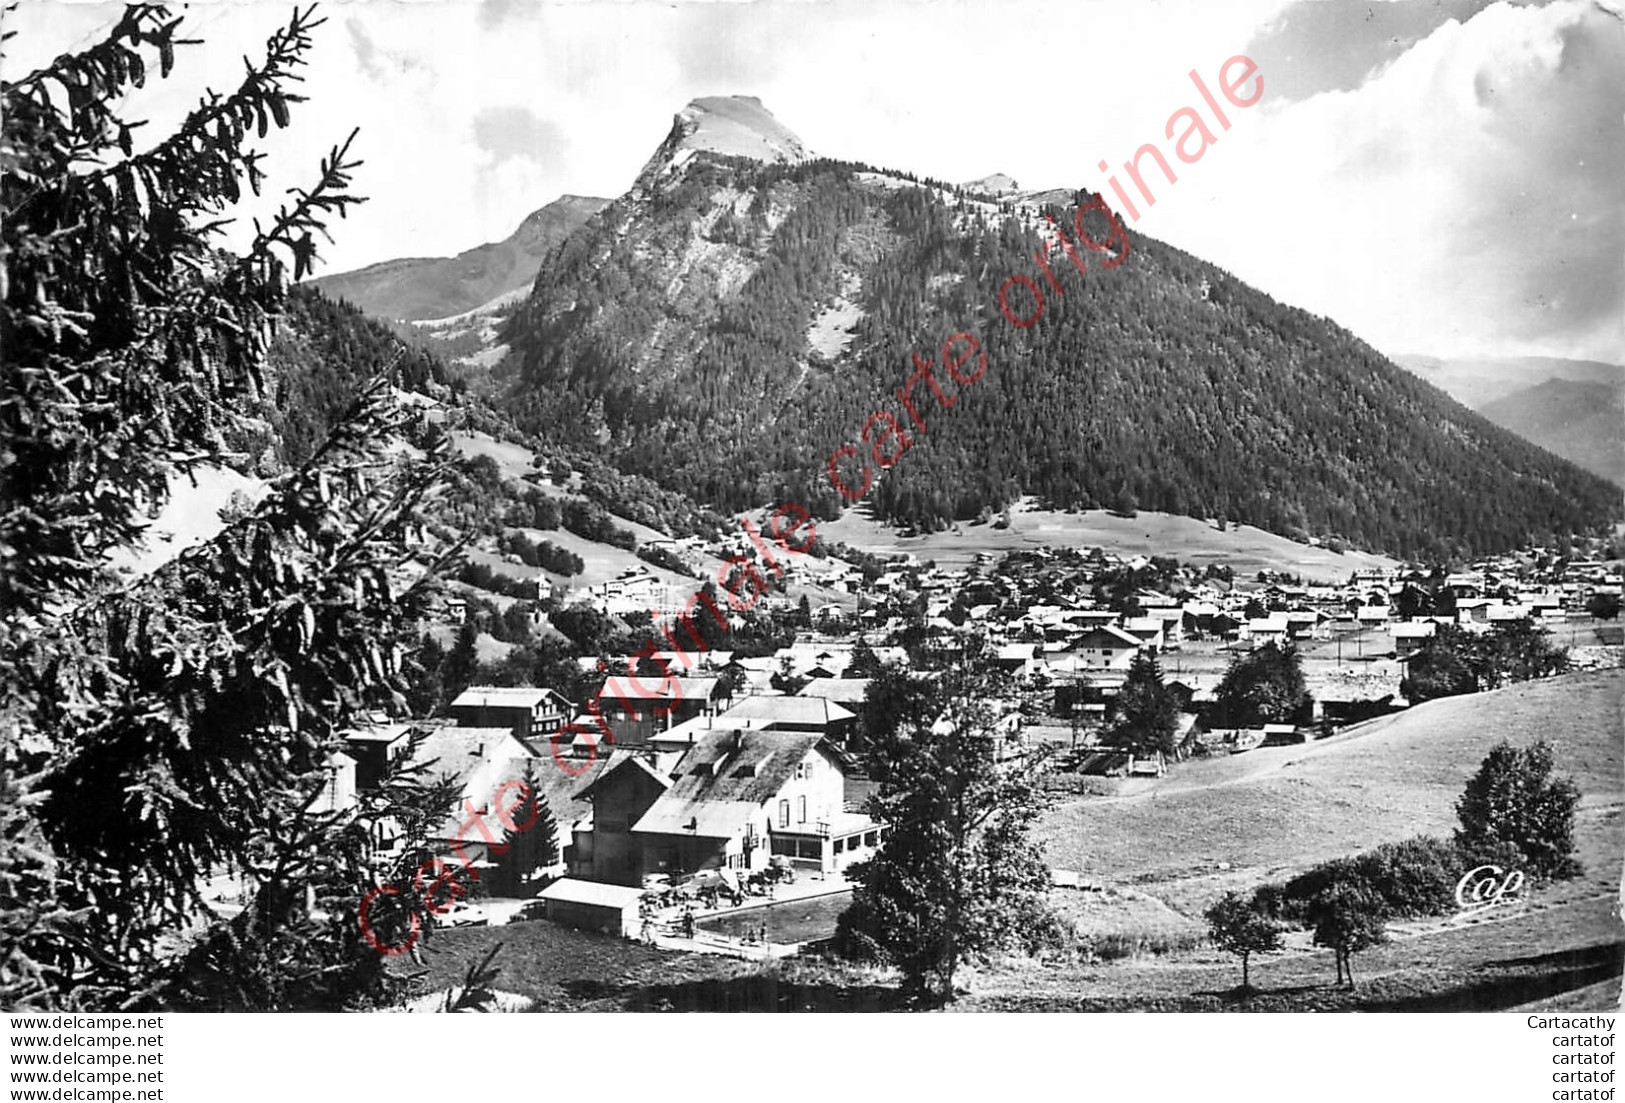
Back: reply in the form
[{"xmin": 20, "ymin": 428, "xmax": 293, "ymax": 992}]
[
  {"xmin": 675, "ymin": 95, "xmax": 809, "ymax": 164},
  {"xmin": 964, "ymin": 173, "xmax": 1020, "ymax": 196}
]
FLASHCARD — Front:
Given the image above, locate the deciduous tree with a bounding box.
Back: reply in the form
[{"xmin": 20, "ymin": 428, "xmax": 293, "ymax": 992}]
[
  {"xmin": 1204, "ymin": 891, "xmax": 1282, "ymax": 992},
  {"xmin": 1212, "ymin": 642, "xmax": 1309, "ymax": 728},
  {"xmin": 1455, "ymin": 740, "xmax": 1581, "ymax": 880},
  {"xmin": 1308, "ymin": 881, "xmax": 1387, "ymax": 987}
]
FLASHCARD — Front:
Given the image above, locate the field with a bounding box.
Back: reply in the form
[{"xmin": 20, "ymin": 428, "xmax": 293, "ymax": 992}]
[
  {"xmin": 815, "ymin": 496, "xmax": 1398, "ymax": 581},
  {"xmin": 1038, "ymin": 668, "xmax": 1624, "ymax": 915}
]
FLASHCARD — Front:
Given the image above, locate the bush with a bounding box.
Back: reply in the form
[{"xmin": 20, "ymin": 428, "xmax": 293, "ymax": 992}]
[
  {"xmin": 1351, "ymin": 836, "xmax": 1463, "ymax": 918},
  {"xmin": 1259, "ymin": 834, "xmax": 1465, "ymax": 924}
]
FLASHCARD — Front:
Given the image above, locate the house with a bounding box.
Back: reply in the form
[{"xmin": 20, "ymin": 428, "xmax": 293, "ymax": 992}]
[
  {"xmin": 1283, "ymin": 610, "xmax": 1322, "ymax": 641},
  {"xmin": 714, "ymin": 694, "xmax": 857, "ymax": 742},
  {"xmin": 1355, "ymin": 604, "xmax": 1391, "ymax": 627},
  {"xmin": 342, "ymin": 721, "xmax": 415, "ymax": 791},
  {"xmin": 1246, "ymin": 616, "xmax": 1290, "ymax": 647},
  {"xmin": 582, "ymin": 676, "xmax": 721, "ymax": 748},
  {"xmin": 992, "ymin": 642, "xmax": 1043, "ymax": 677},
  {"xmin": 1055, "ymin": 625, "xmax": 1143, "ymax": 671},
  {"xmin": 1390, "ymin": 620, "xmax": 1437, "ymax": 657},
  {"xmin": 313, "ymin": 749, "xmax": 358, "ymax": 814},
  {"xmin": 570, "ymin": 730, "xmax": 882, "ymax": 885},
  {"xmin": 449, "ymin": 686, "xmax": 573, "ymax": 746},
  {"xmin": 389, "ymin": 725, "xmax": 538, "ymax": 865},
  {"xmin": 1122, "ymin": 617, "xmax": 1167, "ymax": 651}
]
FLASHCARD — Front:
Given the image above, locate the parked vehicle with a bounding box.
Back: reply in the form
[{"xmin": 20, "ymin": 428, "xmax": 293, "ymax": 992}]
[{"xmin": 437, "ymin": 901, "xmax": 488, "ymax": 928}]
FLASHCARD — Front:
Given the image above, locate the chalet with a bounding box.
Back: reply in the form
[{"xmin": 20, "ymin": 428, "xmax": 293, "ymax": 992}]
[
  {"xmin": 1283, "ymin": 610, "xmax": 1322, "ymax": 641},
  {"xmin": 570, "ymin": 730, "xmax": 882, "ymax": 885},
  {"xmin": 992, "ymin": 642, "xmax": 1043, "ymax": 677},
  {"xmin": 1355, "ymin": 604, "xmax": 1391, "ymax": 627},
  {"xmin": 1246, "ymin": 616, "xmax": 1290, "ymax": 647},
  {"xmin": 1390, "ymin": 620, "xmax": 1437, "ymax": 657},
  {"xmin": 1123, "ymin": 616, "xmax": 1168, "ymax": 651},
  {"xmin": 342, "ymin": 721, "xmax": 414, "ymax": 791},
  {"xmin": 1181, "ymin": 601, "xmax": 1222, "ymax": 636},
  {"xmin": 449, "ymin": 686, "xmax": 573, "ymax": 746},
  {"xmin": 396, "ymin": 725, "xmax": 538, "ymax": 864},
  {"xmin": 714, "ymin": 694, "xmax": 857, "ymax": 742},
  {"xmin": 576, "ymin": 676, "xmax": 721, "ymax": 749},
  {"xmin": 1056, "ymin": 625, "xmax": 1143, "ymax": 671}
]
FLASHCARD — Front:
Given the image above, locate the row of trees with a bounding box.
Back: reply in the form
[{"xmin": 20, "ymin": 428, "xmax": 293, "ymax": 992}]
[{"xmin": 1400, "ymin": 621, "xmax": 1570, "ymax": 704}]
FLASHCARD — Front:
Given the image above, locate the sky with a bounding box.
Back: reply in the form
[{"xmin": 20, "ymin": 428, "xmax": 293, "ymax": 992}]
[{"xmin": 6, "ymin": 0, "xmax": 1622, "ymax": 364}]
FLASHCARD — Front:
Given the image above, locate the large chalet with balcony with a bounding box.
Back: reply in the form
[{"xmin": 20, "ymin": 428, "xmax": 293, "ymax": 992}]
[{"xmin": 568, "ymin": 727, "xmax": 883, "ymax": 886}]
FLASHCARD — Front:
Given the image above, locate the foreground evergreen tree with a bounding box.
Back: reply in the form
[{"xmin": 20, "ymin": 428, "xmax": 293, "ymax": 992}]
[
  {"xmin": 1455, "ymin": 740, "xmax": 1582, "ymax": 880},
  {"xmin": 836, "ymin": 669, "xmax": 1057, "ymax": 1003},
  {"xmin": 2, "ymin": 5, "xmax": 460, "ymax": 1009}
]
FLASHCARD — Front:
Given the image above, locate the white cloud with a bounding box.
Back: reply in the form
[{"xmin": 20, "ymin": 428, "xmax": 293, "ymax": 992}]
[{"xmin": 1145, "ymin": 0, "xmax": 1624, "ymax": 363}]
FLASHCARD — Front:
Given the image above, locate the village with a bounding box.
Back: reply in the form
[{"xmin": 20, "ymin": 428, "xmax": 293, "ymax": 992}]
[{"xmin": 290, "ymin": 506, "xmax": 1625, "ymax": 960}]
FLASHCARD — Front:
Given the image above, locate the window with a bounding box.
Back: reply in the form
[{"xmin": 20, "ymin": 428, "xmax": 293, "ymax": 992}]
[
  {"xmin": 798, "ymin": 795, "xmax": 807, "ymax": 823},
  {"xmin": 778, "ymin": 800, "xmax": 790, "ymax": 828}
]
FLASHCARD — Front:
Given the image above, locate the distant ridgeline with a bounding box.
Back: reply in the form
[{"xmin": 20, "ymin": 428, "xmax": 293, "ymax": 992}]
[{"xmin": 501, "ymin": 153, "xmax": 1621, "ymax": 560}]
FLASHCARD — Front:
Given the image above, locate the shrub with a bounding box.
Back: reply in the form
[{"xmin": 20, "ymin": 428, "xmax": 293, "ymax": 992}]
[{"xmin": 1259, "ymin": 834, "xmax": 1466, "ymax": 924}]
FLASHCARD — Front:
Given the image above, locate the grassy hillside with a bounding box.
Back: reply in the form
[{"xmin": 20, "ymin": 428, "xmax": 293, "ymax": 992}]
[
  {"xmin": 1039, "ymin": 668, "xmax": 1624, "ymax": 917},
  {"xmin": 813, "ymin": 497, "xmax": 1396, "ymax": 581}
]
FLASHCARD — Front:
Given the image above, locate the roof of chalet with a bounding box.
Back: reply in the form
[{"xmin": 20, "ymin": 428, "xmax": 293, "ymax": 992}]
[
  {"xmin": 796, "ymin": 678, "xmax": 873, "ymax": 705},
  {"xmin": 717, "ymin": 695, "xmax": 856, "ymax": 727},
  {"xmin": 573, "ymin": 750, "xmax": 673, "ymax": 800},
  {"xmin": 409, "ymin": 726, "xmax": 523, "ymax": 783},
  {"xmin": 631, "ymin": 728, "xmax": 833, "ymax": 837},
  {"xmin": 450, "ymin": 686, "xmax": 569, "ymax": 710},
  {"xmin": 1073, "ymin": 625, "xmax": 1144, "ymax": 650},
  {"xmin": 595, "ymin": 675, "xmax": 720, "ymax": 704}
]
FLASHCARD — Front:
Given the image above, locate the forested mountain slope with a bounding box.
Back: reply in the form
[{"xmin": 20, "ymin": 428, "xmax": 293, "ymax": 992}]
[
  {"xmin": 1478, "ymin": 378, "xmax": 1625, "ymax": 488},
  {"xmin": 499, "ymin": 109, "xmax": 1620, "ymax": 561}
]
